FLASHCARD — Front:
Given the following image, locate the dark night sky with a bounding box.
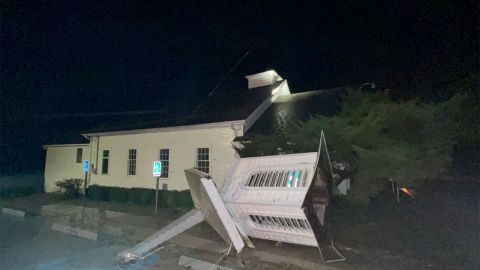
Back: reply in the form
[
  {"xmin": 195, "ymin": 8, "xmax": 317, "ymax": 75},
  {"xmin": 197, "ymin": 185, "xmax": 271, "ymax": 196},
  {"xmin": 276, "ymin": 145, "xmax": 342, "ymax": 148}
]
[{"xmin": 1, "ymin": 0, "xmax": 478, "ymax": 173}]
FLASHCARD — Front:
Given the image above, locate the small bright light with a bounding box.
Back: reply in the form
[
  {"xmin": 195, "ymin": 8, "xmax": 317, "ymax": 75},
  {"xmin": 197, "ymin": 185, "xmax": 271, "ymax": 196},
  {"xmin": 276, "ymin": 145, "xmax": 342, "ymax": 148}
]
[
  {"xmin": 287, "ymin": 171, "xmax": 294, "ymax": 187},
  {"xmin": 294, "ymin": 170, "xmax": 300, "ymax": 187},
  {"xmin": 400, "ymin": 187, "xmax": 414, "ymax": 198}
]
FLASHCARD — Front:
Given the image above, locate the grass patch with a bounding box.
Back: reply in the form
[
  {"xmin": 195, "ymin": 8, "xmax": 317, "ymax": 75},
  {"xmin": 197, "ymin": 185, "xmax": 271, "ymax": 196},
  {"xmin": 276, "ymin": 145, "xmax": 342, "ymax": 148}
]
[
  {"xmin": 0, "ymin": 186, "xmax": 39, "ymax": 199},
  {"xmin": 0, "ymin": 174, "xmax": 43, "ymax": 200}
]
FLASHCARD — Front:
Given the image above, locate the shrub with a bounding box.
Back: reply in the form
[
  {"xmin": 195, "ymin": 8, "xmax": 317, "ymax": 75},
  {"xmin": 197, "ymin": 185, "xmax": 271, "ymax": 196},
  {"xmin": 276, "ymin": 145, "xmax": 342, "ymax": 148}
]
[
  {"xmin": 126, "ymin": 188, "xmax": 138, "ymax": 204},
  {"xmin": 156, "ymin": 190, "xmax": 168, "ymax": 207},
  {"xmin": 176, "ymin": 190, "xmax": 194, "ymax": 208},
  {"xmin": 108, "ymin": 187, "xmax": 129, "ymax": 202},
  {"xmin": 55, "ymin": 178, "xmax": 83, "ymax": 199},
  {"xmin": 140, "ymin": 189, "xmax": 154, "ymax": 205},
  {"xmin": 85, "ymin": 185, "xmax": 193, "ymax": 208},
  {"xmin": 87, "ymin": 185, "xmax": 109, "ymax": 201},
  {"xmin": 166, "ymin": 190, "xmax": 177, "ymax": 206}
]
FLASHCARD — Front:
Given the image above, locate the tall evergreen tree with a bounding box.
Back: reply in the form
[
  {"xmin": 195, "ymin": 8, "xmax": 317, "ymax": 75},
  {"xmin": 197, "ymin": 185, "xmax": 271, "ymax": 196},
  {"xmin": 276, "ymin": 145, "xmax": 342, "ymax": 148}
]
[{"xmin": 236, "ymin": 89, "xmax": 475, "ymax": 203}]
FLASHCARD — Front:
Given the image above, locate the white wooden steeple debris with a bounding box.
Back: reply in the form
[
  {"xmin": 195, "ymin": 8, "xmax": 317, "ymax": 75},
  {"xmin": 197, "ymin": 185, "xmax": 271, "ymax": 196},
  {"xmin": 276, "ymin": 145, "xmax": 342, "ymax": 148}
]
[{"xmin": 117, "ymin": 131, "xmax": 347, "ymax": 264}]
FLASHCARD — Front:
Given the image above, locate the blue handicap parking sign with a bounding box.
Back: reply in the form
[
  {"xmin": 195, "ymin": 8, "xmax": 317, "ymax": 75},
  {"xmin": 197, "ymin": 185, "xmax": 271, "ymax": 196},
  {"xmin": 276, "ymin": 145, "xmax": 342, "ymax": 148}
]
[
  {"xmin": 153, "ymin": 161, "xmax": 162, "ymax": 177},
  {"xmin": 83, "ymin": 160, "xmax": 89, "ymax": 172}
]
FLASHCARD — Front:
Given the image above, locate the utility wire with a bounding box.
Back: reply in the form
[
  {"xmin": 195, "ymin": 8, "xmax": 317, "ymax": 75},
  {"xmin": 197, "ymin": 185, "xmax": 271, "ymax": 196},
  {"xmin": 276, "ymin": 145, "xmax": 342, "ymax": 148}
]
[
  {"xmin": 194, "ymin": 37, "xmax": 262, "ymax": 112},
  {"xmin": 193, "ymin": 5, "xmax": 289, "ymax": 113}
]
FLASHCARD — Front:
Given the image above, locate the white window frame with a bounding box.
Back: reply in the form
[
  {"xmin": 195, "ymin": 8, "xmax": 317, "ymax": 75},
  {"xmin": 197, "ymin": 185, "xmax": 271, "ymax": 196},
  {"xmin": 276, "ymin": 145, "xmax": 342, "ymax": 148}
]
[
  {"xmin": 159, "ymin": 148, "xmax": 169, "ymax": 178},
  {"xmin": 127, "ymin": 149, "xmax": 137, "ymax": 176},
  {"xmin": 196, "ymin": 147, "xmax": 210, "ymax": 174}
]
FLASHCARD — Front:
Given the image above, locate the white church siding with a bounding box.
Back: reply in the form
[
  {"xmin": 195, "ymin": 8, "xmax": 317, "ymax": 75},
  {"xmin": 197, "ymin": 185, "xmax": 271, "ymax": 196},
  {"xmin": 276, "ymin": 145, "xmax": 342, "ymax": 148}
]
[
  {"xmin": 43, "ymin": 144, "xmax": 91, "ymax": 192},
  {"xmin": 86, "ymin": 124, "xmax": 239, "ymax": 191}
]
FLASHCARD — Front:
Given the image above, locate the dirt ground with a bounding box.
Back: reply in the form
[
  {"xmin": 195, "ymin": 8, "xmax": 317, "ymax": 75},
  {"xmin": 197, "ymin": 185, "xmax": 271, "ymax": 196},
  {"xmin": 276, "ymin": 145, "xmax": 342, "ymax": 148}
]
[{"xmin": 0, "ymin": 194, "xmax": 439, "ymax": 270}]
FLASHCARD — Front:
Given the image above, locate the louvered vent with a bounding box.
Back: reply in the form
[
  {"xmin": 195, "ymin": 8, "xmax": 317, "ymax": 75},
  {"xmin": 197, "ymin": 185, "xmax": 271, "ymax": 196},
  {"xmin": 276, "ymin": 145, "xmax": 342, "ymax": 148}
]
[
  {"xmin": 245, "ymin": 169, "xmax": 309, "ymax": 187},
  {"xmin": 249, "ymin": 215, "xmax": 312, "ymax": 233}
]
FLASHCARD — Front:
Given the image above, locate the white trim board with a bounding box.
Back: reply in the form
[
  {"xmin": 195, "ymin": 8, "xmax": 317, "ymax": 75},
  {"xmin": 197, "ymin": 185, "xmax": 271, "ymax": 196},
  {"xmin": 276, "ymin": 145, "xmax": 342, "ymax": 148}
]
[
  {"xmin": 43, "ymin": 143, "xmax": 90, "ymax": 149},
  {"xmin": 82, "ymin": 120, "xmax": 246, "ymax": 138}
]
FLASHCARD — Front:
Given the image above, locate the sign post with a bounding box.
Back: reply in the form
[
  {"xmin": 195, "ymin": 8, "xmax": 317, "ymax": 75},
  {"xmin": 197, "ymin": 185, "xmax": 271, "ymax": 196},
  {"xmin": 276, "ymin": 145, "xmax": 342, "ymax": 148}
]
[
  {"xmin": 153, "ymin": 161, "xmax": 162, "ymax": 216},
  {"xmin": 82, "ymin": 160, "xmax": 89, "ymax": 222}
]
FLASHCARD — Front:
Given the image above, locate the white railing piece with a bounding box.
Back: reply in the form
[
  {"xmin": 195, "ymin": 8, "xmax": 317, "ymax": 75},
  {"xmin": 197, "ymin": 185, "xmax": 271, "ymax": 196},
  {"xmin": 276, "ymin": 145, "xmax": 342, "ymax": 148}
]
[{"xmin": 116, "ymin": 209, "xmax": 205, "ymax": 264}]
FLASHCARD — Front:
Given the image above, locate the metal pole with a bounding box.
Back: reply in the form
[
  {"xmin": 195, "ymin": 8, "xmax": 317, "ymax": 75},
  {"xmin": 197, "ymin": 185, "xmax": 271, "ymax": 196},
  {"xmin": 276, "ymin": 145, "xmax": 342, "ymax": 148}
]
[
  {"xmin": 82, "ymin": 171, "xmax": 88, "ymax": 223},
  {"xmin": 83, "ymin": 172, "xmax": 88, "ymax": 205},
  {"xmin": 155, "ymin": 177, "xmax": 159, "ymax": 216}
]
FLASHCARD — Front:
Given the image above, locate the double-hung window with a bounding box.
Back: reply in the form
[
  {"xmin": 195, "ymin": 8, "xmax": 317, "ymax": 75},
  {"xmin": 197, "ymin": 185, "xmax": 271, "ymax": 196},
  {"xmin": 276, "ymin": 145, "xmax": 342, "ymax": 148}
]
[
  {"xmin": 76, "ymin": 148, "xmax": 83, "ymax": 163},
  {"xmin": 127, "ymin": 149, "xmax": 137, "ymax": 176},
  {"xmin": 196, "ymin": 147, "xmax": 210, "ymax": 173},
  {"xmin": 159, "ymin": 149, "xmax": 169, "ymax": 178},
  {"xmin": 102, "ymin": 150, "xmax": 109, "ymax": 174}
]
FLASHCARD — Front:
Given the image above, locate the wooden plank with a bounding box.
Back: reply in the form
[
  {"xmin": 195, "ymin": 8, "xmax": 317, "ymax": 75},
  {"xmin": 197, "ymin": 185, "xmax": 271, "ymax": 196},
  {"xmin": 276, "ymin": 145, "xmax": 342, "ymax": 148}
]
[{"xmin": 200, "ymin": 178, "xmax": 245, "ymax": 253}]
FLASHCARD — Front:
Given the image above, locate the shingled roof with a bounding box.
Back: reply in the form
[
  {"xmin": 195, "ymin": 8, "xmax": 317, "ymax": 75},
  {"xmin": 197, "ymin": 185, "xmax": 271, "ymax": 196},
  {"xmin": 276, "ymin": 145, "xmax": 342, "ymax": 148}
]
[
  {"xmin": 81, "ymin": 80, "xmax": 281, "ymax": 134},
  {"xmin": 42, "ymin": 70, "xmax": 349, "ymax": 146},
  {"xmin": 42, "ymin": 74, "xmax": 282, "ymax": 145},
  {"xmin": 243, "ymin": 87, "xmax": 344, "ymax": 137}
]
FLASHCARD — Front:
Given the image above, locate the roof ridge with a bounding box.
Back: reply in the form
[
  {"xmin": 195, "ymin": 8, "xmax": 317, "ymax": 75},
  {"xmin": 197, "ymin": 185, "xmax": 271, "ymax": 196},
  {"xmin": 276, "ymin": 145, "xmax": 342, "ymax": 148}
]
[{"xmin": 290, "ymin": 87, "xmax": 344, "ymax": 96}]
